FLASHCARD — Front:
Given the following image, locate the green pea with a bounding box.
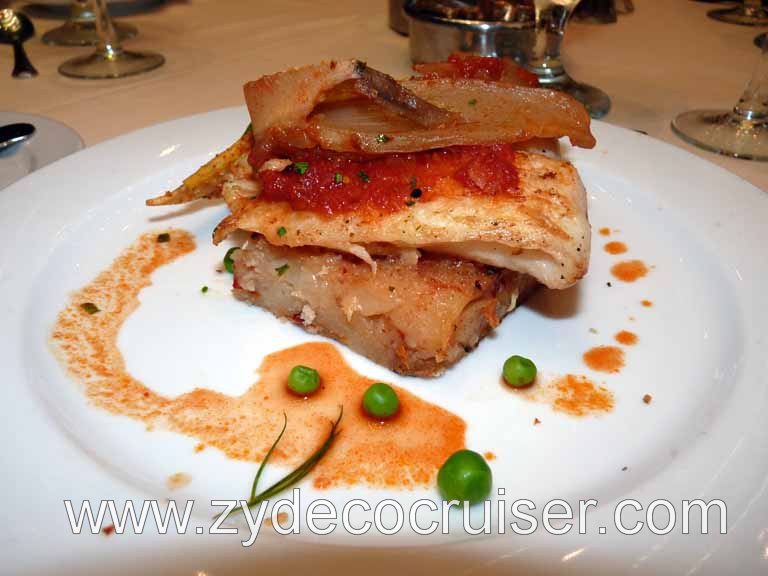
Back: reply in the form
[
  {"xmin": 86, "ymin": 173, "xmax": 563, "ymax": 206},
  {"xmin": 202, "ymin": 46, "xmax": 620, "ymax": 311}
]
[
  {"xmin": 287, "ymin": 365, "xmax": 320, "ymax": 396},
  {"xmin": 437, "ymin": 449, "xmax": 492, "ymax": 504},
  {"xmin": 502, "ymin": 355, "xmax": 537, "ymax": 387},
  {"xmin": 223, "ymin": 247, "xmax": 240, "ymax": 274},
  {"xmin": 362, "ymin": 382, "xmax": 399, "ymax": 419}
]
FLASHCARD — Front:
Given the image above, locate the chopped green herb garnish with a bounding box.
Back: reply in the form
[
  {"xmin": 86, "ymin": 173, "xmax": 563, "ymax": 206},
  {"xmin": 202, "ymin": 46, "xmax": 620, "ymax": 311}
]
[
  {"xmin": 357, "ymin": 171, "xmax": 370, "ymax": 183},
  {"xmin": 293, "ymin": 162, "xmax": 309, "ymax": 175},
  {"xmin": 376, "ymin": 134, "xmax": 391, "ymax": 143},
  {"xmin": 468, "ymin": 98, "xmax": 478, "ymax": 107},
  {"xmin": 223, "ymin": 247, "xmax": 240, "ymax": 274},
  {"xmin": 81, "ymin": 302, "xmax": 100, "ymax": 315},
  {"xmin": 334, "ymin": 172, "xmax": 343, "ymax": 184},
  {"xmin": 410, "ymin": 188, "xmax": 422, "ymax": 198},
  {"xmin": 405, "ymin": 200, "xmax": 416, "ymax": 207},
  {"xmin": 275, "ymin": 264, "xmax": 290, "ymax": 276},
  {"xmin": 201, "ymin": 286, "xmax": 209, "ymax": 294},
  {"xmin": 157, "ymin": 233, "xmax": 170, "ymax": 243},
  {"xmin": 217, "ymin": 408, "xmax": 343, "ymax": 522},
  {"xmin": 277, "ymin": 226, "xmax": 287, "ymax": 237}
]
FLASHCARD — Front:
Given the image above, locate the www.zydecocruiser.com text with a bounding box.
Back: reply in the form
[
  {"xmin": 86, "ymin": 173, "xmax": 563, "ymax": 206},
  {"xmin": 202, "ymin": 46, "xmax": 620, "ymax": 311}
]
[{"xmin": 65, "ymin": 490, "xmax": 727, "ymax": 546}]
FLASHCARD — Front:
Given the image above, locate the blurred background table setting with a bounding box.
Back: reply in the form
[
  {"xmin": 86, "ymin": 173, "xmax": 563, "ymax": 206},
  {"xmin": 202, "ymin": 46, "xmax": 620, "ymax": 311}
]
[{"xmin": 0, "ymin": 0, "xmax": 766, "ymax": 190}]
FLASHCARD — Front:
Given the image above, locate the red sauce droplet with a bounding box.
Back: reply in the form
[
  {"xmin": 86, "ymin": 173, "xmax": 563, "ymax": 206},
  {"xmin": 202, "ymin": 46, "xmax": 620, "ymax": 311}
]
[
  {"xmin": 641, "ymin": 299, "xmax": 653, "ymax": 307},
  {"xmin": 50, "ymin": 231, "xmax": 465, "ymax": 490},
  {"xmin": 257, "ymin": 145, "xmax": 520, "ymax": 216},
  {"xmin": 604, "ymin": 241, "xmax": 627, "ymax": 255},
  {"xmin": 102, "ymin": 525, "xmax": 115, "ymax": 536},
  {"xmin": 484, "ymin": 451, "xmax": 496, "ymax": 461},
  {"xmin": 583, "ymin": 346, "xmax": 625, "ymax": 373},
  {"xmin": 614, "ymin": 330, "xmax": 638, "ymax": 346},
  {"xmin": 610, "ymin": 260, "xmax": 649, "ymax": 282},
  {"xmin": 598, "ymin": 227, "xmax": 611, "ymax": 236}
]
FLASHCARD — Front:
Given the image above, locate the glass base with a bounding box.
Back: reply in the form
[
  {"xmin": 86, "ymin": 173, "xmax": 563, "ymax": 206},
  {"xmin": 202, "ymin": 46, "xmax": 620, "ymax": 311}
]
[
  {"xmin": 539, "ymin": 75, "xmax": 612, "ymax": 119},
  {"xmin": 708, "ymin": 6, "xmax": 768, "ymax": 26},
  {"xmin": 671, "ymin": 110, "xmax": 768, "ymax": 161},
  {"xmin": 58, "ymin": 50, "xmax": 164, "ymax": 79},
  {"xmin": 42, "ymin": 20, "xmax": 137, "ymax": 46}
]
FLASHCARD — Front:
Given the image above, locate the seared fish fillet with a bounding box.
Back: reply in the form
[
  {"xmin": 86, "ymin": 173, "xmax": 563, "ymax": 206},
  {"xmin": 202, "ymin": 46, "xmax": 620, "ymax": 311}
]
[
  {"xmin": 234, "ymin": 237, "xmax": 536, "ymax": 376},
  {"xmin": 147, "ymin": 56, "xmax": 594, "ymax": 375},
  {"xmin": 214, "ymin": 144, "xmax": 589, "ymax": 289}
]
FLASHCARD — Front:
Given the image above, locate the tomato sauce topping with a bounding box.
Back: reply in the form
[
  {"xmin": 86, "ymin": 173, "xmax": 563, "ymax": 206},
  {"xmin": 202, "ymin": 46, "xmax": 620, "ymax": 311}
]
[
  {"xmin": 448, "ymin": 54, "xmax": 506, "ymax": 80},
  {"xmin": 446, "ymin": 55, "xmax": 539, "ymax": 86},
  {"xmin": 257, "ymin": 145, "xmax": 521, "ymax": 216}
]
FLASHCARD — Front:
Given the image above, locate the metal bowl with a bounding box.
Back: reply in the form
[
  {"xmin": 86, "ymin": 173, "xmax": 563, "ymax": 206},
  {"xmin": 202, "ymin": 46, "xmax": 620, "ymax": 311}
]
[
  {"xmin": 389, "ymin": 0, "xmax": 410, "ymax": 35},
  {"xmin": 404, "ymin": 1, "xmax": 534, "ymax": 63}
]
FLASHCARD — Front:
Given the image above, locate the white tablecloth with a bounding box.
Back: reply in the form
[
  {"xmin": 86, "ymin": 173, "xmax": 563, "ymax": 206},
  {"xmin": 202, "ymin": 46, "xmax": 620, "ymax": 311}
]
[{"xmin": 1, "ymin": 0, "xmax": 766, "ymax": 191}]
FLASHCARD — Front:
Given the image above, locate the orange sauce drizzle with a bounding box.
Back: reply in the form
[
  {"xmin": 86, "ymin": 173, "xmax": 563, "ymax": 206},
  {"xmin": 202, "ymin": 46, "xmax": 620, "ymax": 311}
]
[
  {"xmin": 513, "ymin": 375, "xmax": 614, "ymax": 417},
  {"xmin": 50, "ymin": 230, "xmax": 465, "ymax": 489},
  {"xmin": 614, "ymin": 330, "xmax": 638, "ymax": 346},
  {"xmin": 551, "ymin": 375, "xmax": 614, "ymax": 416},
  {"xmin": 583, "ymin": 346, "xmax": 625, "ymax": 373},
  {"xmin": 166, "ymin": 473, "xmax": 192, "ymax": 490},
  {"xmin": 610, "ymin": 260, "xmax": 649, "ymax": 282},
  {"xmin": 598, "ymin": 227, "xmax": 611, "ymax": 236},
  {"xmin": 484, "ymin": 451, "xmax": 496, "ymax": 461},
  {"xmin": 604, "ymin": 241, "xmax": 627, "ymax": 255},
  {"xmin": 641, "ymin": 299, "xmax": 653, "ymax": 307}
]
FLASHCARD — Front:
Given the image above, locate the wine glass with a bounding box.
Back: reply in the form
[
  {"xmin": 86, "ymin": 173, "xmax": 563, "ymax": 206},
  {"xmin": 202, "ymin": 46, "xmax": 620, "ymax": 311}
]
[
  {"xmin": 671, "ymin": 41, "xmax": 767, "ymax": 161},
  {"xmin": 524, "ymin": 0, "xmax": 611, "ymax": 119},
  {"xmin": 42, "ymin": 0, "xmax": 137, "ymax": 46},
  {"xmin": 708, "ymin": 0, "xmax": 768, "ymax": 26},
  {"xmin": 58, "ymin": 0, "xmax": 163, "ymax": 79}
]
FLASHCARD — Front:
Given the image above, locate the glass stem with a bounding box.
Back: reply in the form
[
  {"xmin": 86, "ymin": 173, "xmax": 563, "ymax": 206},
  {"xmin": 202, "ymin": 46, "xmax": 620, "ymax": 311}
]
[
  {"xmin": 742, "ymin": 0, "xmax": 766, "ymax": 18},
  {"xmin": 91, "ymin": 0, "xmax": 122, "ymax": 58},
  {"xmin": 734, "ymin": 42, "xmax": 768, "ymax": 121},
  {"xmin": 70, "ymin": 0, "xmax": 94, "ymax": 25},
  {"xmin": 530, "ymin": 2, "xmax": 579, "ymax": 82},
  {"xmin": 545, "ymin": 4, "xmax": 571, "ymax": 70}
]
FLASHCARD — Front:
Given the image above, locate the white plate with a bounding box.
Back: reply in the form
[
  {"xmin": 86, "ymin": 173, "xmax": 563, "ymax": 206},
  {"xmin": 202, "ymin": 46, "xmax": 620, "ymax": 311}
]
[
  {"xmin": 0, "ymin": 111, "xmax": 83, "ymax": 190},
  {"xmin": 1, "ymin": 107, "xmax": 766, "ymax": 575}
]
